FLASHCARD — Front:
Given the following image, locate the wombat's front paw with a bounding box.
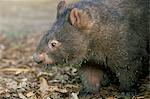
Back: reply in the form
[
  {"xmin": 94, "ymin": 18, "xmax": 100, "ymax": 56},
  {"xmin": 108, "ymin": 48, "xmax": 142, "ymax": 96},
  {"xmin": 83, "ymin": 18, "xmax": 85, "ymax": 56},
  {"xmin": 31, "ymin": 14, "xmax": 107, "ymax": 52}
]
[
  {"xmin": 116, "ymin": 91, "xmax": 137, "ymax": 99},
  {"xmin": 78, "ymin": 89, "xmax": 92, "ymax": 97},
  {"xmin": 78, "ymin": 91, "xmax": 91, "ymax": 97},
  {"xmin": 78, "ymin": 88, "xmax": 99, "ymax": 97}
]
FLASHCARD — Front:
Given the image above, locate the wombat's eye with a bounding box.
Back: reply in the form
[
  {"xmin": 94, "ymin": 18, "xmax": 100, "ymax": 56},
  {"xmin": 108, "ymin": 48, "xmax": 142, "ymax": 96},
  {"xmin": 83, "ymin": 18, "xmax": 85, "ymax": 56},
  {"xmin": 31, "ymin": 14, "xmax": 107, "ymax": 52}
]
[{"xmin": 48, "ymin": 40, "xmax": 61, "ymax": 50}]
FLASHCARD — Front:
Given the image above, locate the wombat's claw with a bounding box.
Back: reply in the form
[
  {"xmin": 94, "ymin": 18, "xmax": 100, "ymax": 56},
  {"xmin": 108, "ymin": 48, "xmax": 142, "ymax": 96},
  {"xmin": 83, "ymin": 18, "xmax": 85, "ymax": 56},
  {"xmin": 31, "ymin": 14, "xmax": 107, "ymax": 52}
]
[
  {"xmin": 121, "ymin": 91, "xmax": 137, "ymax": 96},
  {"xmin": 78, "ymin": 89, "xmax": 94, "ymax": 97},
  {"xmin": 117, "ymin": 91, "xmax": 137, "ymax": 99}
]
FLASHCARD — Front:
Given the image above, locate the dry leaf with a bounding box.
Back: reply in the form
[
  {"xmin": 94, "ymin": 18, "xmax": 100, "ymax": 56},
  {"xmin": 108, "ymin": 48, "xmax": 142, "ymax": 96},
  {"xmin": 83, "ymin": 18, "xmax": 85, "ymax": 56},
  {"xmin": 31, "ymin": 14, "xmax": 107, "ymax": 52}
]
[
  {"xmin": 18, "ymin": 93, "xmax": 27, "ymax": 99},
  {"xmin": 39, "ymin": 77, "xmax": 51, "ymax": 98},
  {"xmin": 65, "ymin": 84, "xmax": 79, "ymax": 89},
  {"xmin": 106, "ymin": 97, "xmax": 116, "ymax": 99},
  {"xmin": 39, "ymin": 77, "xmax": 49, "ymax": 93},
  {"xmin": 0, "ymin": 89, "xmax": 9, "ymax": 95},
  {"xmin": 26, "ymin": 91, "xmax": 38, "ymax": 99},
  {"xmin": 0, "ymin": 68, "xmax": 35, "ymax": 74},
  {"xmin": 71, "ymin": 93, "xmax": 79, "ymax": 99},
  {"xmin": 26, "ymin": 91, "xmax": 35, "ymax": 97},
  {"xmin": 132, "ymin": 96, "xmax": 145, "ymax": 99},
  {"xmin": 49, "ymin": 86, "xmax": 68, "ymax": 93}
]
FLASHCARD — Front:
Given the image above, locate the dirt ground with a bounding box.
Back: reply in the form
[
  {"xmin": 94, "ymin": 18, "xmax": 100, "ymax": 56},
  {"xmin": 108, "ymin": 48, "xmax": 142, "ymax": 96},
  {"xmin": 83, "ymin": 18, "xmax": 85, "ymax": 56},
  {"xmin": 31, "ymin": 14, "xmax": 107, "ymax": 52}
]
[
  {"xmin": 0, "ymin": 0, "xmax": 149, "ymax": 99},
  {"xmin": 0, "ymin": 32, "xmax": 149, "ymax": 99}
]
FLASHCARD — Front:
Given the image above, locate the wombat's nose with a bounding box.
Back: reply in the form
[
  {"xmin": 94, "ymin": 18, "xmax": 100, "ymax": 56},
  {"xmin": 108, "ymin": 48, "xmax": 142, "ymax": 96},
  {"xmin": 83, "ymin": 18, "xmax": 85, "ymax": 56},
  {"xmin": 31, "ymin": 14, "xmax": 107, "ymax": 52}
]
[{"xmin": 33, "ymin": 53, "xmax": 45, "ymax": 64}]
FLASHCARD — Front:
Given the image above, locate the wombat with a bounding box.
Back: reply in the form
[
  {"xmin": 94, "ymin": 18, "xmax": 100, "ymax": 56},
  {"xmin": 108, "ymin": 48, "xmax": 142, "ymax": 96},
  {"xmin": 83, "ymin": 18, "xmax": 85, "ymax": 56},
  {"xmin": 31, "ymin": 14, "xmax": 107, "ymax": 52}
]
[{"xmin": 33, "ymin": 0, "xmax": 149, "ymax": 95}]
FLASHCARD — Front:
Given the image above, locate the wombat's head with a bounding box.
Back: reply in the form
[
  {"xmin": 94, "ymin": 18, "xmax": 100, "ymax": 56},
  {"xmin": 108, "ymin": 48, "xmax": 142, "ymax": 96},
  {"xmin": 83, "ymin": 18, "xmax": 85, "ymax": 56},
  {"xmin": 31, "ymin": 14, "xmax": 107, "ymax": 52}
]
[{"xmin": 33, "ymin": 1, "xmax": 95, "ymax": 66}]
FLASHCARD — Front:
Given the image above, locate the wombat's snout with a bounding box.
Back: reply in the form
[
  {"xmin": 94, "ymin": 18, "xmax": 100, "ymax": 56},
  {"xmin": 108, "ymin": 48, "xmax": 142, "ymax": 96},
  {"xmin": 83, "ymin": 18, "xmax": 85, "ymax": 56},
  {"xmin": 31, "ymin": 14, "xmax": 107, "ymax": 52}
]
[
  {"xmin": 33, "ymin": 53, "xmax": 53, "ymax": 64},
  {"xmin": 33, "ymin": 53, "xmax": 44, "ymax": 64}
]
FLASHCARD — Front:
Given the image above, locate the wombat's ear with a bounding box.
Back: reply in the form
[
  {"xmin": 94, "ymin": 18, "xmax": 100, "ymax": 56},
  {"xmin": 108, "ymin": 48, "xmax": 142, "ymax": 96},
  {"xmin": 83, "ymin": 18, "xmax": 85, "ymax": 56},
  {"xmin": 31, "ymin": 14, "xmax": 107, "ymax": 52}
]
[
  {"xmin": 69, "ymin": 8, "xmax": 93, "ymax": 29},
  {"xmin": 57, "ymin": 0, "xmax": 66, "ymax": 18}
]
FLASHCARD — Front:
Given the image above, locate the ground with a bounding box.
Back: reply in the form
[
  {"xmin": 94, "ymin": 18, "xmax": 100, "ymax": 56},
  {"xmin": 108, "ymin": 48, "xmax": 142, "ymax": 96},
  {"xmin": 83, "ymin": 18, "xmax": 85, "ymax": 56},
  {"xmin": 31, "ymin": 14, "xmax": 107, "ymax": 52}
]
[
  {"xmin": 0, "ymin": 33, "xmax": 149, "ymax": 99},
  {"xmin": 0, "ymin": 0, "xmax": 149, "ymax": 99}
]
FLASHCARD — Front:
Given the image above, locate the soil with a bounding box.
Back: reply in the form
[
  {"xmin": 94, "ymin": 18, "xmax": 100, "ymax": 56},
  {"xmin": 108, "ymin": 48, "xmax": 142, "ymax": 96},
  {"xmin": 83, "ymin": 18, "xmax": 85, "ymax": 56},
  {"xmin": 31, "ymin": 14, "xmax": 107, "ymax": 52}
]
[{"xmin": 0, "ymin": 0, "xmax": 149, "ymax": 99}]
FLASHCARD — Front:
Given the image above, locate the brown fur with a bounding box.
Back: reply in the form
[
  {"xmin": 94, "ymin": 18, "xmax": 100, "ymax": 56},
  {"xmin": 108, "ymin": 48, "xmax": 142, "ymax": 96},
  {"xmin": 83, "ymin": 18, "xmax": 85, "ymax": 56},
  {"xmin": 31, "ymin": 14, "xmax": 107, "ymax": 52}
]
[{"xmin": 33, "ymin": 0, "xmax": 149, "ymax": 95}]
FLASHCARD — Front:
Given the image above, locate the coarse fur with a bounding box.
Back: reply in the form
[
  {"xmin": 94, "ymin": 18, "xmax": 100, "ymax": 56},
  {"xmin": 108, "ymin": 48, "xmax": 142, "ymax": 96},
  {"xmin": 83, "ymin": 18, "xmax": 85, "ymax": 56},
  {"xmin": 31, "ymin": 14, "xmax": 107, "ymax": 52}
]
[{"xmin": 34, "ymin": 0, "xmax": 149, "ymax": 95}]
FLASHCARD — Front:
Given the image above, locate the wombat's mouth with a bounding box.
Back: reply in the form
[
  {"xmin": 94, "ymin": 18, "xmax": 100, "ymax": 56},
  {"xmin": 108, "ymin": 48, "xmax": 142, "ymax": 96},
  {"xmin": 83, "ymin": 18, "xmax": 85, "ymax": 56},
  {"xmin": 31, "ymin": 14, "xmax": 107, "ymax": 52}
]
[
  {"xmin": 42, "ymin": 64, "xmax": 53, "ymax": 69},
  {"xmin": 33, "ymin": 53, "xmax": 54, "ymax": 65},
  {"xmin": 33, "ymin": 53, "xmax": 43, "ymax": 64}
]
